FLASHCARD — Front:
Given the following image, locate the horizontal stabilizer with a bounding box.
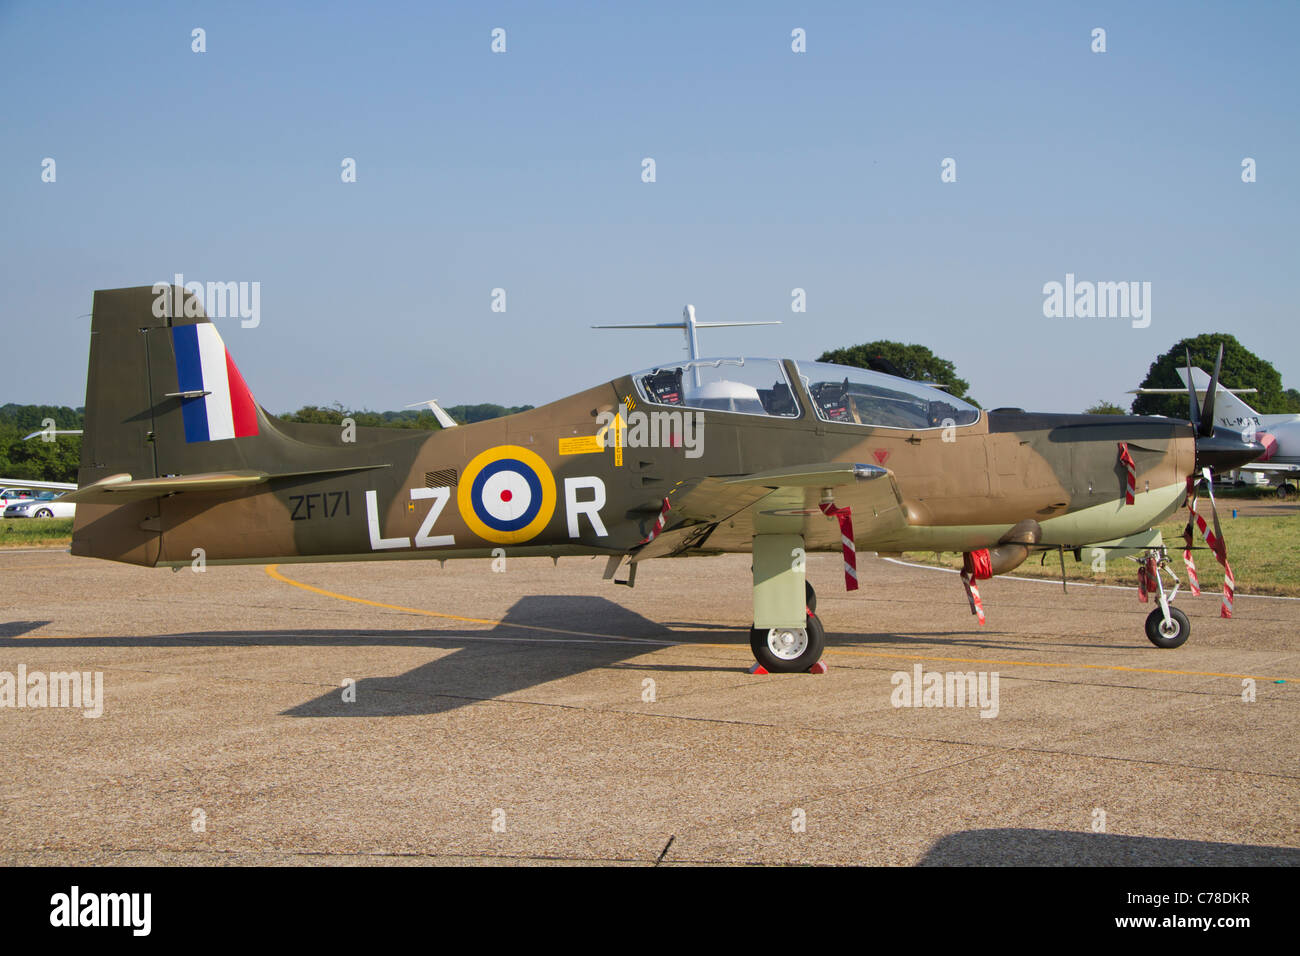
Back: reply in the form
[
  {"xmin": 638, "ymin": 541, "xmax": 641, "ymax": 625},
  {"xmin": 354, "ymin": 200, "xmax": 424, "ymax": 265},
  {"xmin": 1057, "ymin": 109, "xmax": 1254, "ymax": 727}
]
[{"xmin": 63, "ymin": 463, "xmax": 389, "ymax": 503}]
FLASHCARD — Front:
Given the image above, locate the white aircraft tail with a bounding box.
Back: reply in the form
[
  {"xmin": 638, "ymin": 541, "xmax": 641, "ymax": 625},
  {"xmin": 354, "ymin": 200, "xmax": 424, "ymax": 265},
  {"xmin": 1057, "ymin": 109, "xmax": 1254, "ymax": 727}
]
[{"xmin": 1175, "ymin": 368, "xmax": 1264, "ymax": 432}]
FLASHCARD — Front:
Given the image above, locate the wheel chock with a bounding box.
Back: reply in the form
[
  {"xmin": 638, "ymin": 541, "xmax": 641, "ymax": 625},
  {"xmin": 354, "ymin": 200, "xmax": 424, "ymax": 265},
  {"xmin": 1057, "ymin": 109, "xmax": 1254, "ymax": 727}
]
[{"xmin": 747, "ymin": 661, "xmax": 828, "ymax": 674}]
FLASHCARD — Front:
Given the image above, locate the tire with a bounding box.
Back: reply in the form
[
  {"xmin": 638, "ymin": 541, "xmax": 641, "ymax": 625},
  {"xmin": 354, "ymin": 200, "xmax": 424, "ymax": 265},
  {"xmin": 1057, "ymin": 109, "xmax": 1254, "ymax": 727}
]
[
  {"xmin": 1278, "ymin": 484, "xmax": 1296, "ymax": 501},
  {"xmin": 805, "ymin": 580, "xmax": 816, "ymax": 614},
  {"xmin": 750, "ymin": 611, "xmax": 826, "ymax": 673},
  {"xmin": 1145, "ymin": 606, "xmax": 1190, "ymax": 649},
  {"xmin": 34, "ymin": 508, "xmax": 53, "ymax": 518}
]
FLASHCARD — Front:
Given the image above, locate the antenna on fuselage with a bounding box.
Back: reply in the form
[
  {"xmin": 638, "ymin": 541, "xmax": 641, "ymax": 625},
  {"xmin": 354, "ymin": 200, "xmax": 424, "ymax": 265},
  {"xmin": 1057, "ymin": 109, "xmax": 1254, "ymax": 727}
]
[{"xmin": 593, "ymin": 305, "xmax": 781, "ymax": 387}]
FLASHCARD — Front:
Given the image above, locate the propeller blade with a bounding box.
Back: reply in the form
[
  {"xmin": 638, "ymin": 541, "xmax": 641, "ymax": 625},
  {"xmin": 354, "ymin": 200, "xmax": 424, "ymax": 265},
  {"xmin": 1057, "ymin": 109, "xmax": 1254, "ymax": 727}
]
[
  {"xmin": 1185, "ymin": 348, "xmax": 1201, "ymax": 430},
  {"xmin": 1200, "ymin": 343, "xmax": 1224, "ymax": 437}
]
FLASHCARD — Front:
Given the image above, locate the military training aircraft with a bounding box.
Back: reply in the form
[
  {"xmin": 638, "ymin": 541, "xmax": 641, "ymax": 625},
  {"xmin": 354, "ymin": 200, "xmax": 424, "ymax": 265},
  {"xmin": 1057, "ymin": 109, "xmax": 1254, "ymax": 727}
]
[{"xmin": 65, "ymin": 286, "xmax": 1265, "ymax": 672}]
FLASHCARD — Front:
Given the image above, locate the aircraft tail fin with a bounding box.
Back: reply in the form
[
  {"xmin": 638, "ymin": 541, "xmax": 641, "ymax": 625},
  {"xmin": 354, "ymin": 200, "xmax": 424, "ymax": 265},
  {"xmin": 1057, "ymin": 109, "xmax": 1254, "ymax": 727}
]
[
  {"xmin": 73, "ymin": 285, "xmax": 377, "ymax": 564},
  {"xmin": 77, "ymin": 285, "xmax": 296, "ymax": 488}
]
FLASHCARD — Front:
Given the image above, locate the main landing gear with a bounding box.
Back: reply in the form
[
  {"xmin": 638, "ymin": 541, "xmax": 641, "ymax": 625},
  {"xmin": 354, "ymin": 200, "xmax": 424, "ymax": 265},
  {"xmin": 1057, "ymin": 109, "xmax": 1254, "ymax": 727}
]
[
  {"xmin": 1138, "ymin": 547, "xmax": 1190, "ymax": 649},
  {"xmin": 749, "ymin": 534, "xmax": 828, "ymax": 673}
]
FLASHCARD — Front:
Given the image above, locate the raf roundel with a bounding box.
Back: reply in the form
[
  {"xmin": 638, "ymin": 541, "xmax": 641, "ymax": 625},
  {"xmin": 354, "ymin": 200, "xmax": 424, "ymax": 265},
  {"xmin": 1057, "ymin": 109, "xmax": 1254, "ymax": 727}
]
[{"xmin": 457, "ymin": 445, "xmax": 558, "ymax": 544}]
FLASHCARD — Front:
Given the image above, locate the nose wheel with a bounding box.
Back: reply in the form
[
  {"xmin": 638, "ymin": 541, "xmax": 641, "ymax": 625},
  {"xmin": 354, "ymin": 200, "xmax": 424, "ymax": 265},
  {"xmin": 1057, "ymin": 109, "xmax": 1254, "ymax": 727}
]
[
  {"xmin": 749, "ymin": 611, "xmax": 826, "ymax": 673},
  {"xmin": 1145, "ymin": 606, "xmax": 1190, "ymax": 648}
]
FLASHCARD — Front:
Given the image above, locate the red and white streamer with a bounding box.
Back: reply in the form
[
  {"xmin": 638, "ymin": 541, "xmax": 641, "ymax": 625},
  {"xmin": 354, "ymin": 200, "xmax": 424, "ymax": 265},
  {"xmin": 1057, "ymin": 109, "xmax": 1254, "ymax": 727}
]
[
  {"xmin": 961, "ymin": 549, "xmax": 991, "ymax": 626},
  {"xmin": 1182, "ymin": 478, "xmax": 1202, "ymax": 596},
  {"xmin": 1192, "ymin": 475, "xmax": 1235, "ymax": 618},
  {"xmin": 819, "ymin": 501, "xmax": 858, "ymax": 591},
  {"xmin": 1118, "ymin": 442, "xmax": 1137, "ymax": 505},
  {"xmin": 639, "ymin": 496, "xmax": 671, "ymax": 545}
]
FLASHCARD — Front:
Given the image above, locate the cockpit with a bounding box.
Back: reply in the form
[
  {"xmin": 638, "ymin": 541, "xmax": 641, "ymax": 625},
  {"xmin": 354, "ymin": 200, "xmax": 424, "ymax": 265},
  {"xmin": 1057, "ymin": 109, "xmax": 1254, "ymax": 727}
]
[
  {"xmin": 634, "ymin": 359, "xmax": 799, "ymax": 418},
  {"xmin": 629, "ymin": 358, "xmax": 980, "ymax": 429}
]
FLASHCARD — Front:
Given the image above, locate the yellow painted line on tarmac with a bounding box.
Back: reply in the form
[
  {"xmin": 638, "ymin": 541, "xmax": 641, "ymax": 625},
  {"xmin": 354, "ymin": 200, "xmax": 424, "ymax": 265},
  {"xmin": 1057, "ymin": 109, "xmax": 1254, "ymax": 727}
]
[{"xmin": 263, "ymin": 565, "xmax": 1293, "ymax": 684}]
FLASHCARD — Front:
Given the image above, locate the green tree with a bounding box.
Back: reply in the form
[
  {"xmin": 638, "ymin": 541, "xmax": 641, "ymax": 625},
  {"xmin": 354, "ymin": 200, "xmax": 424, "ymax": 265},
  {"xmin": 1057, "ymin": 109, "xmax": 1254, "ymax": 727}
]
[
  {"xmin": 817, "ymin": 341, "xmax": 978, "ymax": 406},
  {"xmin": 0, "ymin": 405, "xmax": 85, "ymax": 482},
  {"xmin": 1130, "ymin": 333, "xmax": 1290, "ymax": 417},
  {"xmin": 1085, "ymin": 401, "xmax": 1125, "ymax": 415}
]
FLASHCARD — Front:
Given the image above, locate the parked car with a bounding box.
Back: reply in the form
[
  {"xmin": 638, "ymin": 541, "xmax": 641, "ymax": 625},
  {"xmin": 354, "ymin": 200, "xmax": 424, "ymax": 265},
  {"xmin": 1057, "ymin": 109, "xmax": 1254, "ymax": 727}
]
[
  {"xmin": 0, "ymin": 489, "xmax": 37, "ymax": 513},
  {"xmin": 3, "ymin": 491, "xmax": 75, "ymax": 519}
]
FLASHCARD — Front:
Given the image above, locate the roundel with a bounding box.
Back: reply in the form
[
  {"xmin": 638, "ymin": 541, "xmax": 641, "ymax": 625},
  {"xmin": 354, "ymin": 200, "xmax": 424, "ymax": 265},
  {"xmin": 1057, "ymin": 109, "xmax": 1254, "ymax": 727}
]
[{"xmin": 457, "ymin": 445, "xmax": 558, "ymax": 544}]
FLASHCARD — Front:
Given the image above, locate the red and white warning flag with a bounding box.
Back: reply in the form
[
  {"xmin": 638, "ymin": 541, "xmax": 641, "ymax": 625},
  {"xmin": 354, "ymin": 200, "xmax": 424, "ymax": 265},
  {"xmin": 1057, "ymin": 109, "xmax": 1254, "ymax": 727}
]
[
  {"xmin": 960, "ymin": 549, "xmax": 991, "ymax": 625},
  {"xmin": 638, "ymin": 496, "xmax": 671, "ymax": 545},
  {"xmin": 1192, "ymin": 472, "xmax": 1235, "ymax": 618},
  {"xmin": 819, "ymin": 501, "xmax": 858, "ymax": 591},
  {"xmin": 1117, "ymin": 442, "xmax": 1137, "ymax": 505},
  {"xmin": 1182, "ymin": 477, "xmax": 1202, "ymax": 596}
]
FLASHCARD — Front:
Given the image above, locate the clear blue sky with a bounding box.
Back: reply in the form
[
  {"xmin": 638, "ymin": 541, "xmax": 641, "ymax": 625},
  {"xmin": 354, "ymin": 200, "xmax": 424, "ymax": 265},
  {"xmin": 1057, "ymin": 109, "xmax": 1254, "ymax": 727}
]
[{"xmin": 3, "ymin": 0, "xmax": 1297, "ymax": 413}]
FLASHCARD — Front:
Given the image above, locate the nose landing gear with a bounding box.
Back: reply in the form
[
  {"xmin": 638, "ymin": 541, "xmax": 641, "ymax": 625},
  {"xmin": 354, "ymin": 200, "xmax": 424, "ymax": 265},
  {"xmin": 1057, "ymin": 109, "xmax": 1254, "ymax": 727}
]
[{"xmin": 1138, "ymin": 547, "xmax": 1190, "ymax": 649}]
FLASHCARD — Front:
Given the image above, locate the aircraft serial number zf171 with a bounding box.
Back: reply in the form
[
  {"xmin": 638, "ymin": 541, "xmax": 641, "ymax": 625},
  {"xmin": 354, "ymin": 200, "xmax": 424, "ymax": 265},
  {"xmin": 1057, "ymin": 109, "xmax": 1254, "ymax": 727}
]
[{"xmin": 66, "ymin": 287, "xmax": 1263, "ymax": 671}]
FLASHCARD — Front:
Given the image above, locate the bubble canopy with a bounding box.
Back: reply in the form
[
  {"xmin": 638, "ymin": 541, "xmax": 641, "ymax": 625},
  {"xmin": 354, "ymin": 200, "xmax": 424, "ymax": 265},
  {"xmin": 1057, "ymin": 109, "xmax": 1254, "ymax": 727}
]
[
  {"xmin": 631, "ymin": 358, "xmax": 799, "ymax": 418},
  {"xmin": 629, "ymin": 358, "xmax": 980, "ymax": 429},
  {"xmin": 795, "ymin": 360, "xmax": 980, "ymax": 429}
]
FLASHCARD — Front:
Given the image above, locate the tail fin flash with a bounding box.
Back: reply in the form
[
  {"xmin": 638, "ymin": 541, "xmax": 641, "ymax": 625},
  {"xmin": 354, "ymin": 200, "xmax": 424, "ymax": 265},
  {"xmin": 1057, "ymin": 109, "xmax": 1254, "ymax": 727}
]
[{"xmin": 170, "ymin": 322, "xmax": 260, "ymax": 443}]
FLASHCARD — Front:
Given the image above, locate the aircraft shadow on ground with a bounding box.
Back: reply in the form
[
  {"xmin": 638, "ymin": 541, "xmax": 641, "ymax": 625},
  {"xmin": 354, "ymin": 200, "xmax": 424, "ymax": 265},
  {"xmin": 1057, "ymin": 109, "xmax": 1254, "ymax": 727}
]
[
  {"xmin": 280, "ymin": 594, "xmax": 732, "ymax": 718},
  {"xmin": 919, "ymin": 828, "xmax": 1300, "ymax": 866},
  {"xmin": 0, "ymin": 597, "xmax": 739, "ymax": 718}
]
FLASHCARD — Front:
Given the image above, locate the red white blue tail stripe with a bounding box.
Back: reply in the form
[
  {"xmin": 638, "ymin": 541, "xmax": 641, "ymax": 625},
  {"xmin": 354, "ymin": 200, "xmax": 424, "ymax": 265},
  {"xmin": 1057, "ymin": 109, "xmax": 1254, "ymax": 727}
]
[{"xmin": 172, "ymin": 323, "xmax": 259, "ymax": 443}]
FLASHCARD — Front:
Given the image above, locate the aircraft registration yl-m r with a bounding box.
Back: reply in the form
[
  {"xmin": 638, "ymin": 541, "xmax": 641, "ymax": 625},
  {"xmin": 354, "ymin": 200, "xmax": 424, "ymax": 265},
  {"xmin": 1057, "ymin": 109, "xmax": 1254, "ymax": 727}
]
[{"xmin": 67, "ymin": 287, "xmax": 1264, "ymax": 671}]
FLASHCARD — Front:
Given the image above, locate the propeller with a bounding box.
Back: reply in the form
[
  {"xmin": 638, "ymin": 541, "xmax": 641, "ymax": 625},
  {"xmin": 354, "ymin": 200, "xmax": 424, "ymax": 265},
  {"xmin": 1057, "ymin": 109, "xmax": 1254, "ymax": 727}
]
[
  {"xmin": 1186, "ymin": 343, "xmax": 1263, "ymax": 472},
  {"xmin": 1174, "ymin": 344, "xmax": 1243, "ymax": 619},
  {"xmin": 1185, "ymin": 347, "xmax": 1201, "ymax": 433},
  {"xmin": 1198, "ymin": 343, "xmax": 1224, "ymax": 438}
]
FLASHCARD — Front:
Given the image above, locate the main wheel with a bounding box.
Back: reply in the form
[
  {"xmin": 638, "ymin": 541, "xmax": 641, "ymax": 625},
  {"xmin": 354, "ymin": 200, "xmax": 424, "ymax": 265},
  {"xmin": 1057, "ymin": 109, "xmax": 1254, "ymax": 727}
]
[
  {"xmin": 750, "ymin": 611, "xmax": 826, "ymax": 673},
  {"xmin": 805, "ymin": 580, "xmax": 816, "ymax": 614},
  {"xmin": 1278, "ymin": 484, "xmax": 1296, "ymax": 501},
  {"xmin": 1145, "ymin": 606, "xmax": 1190, "ymax": 649}
]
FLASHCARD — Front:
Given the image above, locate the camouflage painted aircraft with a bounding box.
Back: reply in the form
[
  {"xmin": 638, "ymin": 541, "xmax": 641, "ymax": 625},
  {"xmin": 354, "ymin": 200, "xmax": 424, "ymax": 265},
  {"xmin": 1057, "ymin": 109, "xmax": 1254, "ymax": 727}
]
[{"xmin": 67, "ymin": 286, "xmax": 1263, "ymax": 671}]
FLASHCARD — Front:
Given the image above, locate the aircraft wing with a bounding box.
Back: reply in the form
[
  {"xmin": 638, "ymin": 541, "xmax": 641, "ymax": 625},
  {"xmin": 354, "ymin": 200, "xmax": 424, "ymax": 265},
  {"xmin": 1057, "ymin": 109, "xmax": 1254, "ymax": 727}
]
[
  {"xmin": 0, "ymin": 476, "xmax": 78, "ymax": 492},
  {"xmin": 632, "ymin": 462, "xmax": 907, "ymax": 559},
  {"xmin": 1240, "ymin": 462, "xmax": 1300, "ymax": 474}
]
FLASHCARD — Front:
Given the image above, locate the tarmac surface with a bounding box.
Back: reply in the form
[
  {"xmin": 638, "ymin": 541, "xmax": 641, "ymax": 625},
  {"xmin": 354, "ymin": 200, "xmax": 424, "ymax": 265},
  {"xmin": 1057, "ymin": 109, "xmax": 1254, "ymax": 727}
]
[{"xmin": 0, "ymin": 547, "xmax": 1296, "ymax": 866}]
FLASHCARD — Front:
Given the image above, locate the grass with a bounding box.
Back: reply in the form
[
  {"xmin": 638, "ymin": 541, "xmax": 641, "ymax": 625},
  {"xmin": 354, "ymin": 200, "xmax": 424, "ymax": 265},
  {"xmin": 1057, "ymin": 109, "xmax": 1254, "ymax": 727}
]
[
  {"xmin": 902, "ymin": 509, "xmax": 1300, "ymax": 596},
  {"xmin": 0, "ymin": 517, "xmax": 73, "ymax": 548}
]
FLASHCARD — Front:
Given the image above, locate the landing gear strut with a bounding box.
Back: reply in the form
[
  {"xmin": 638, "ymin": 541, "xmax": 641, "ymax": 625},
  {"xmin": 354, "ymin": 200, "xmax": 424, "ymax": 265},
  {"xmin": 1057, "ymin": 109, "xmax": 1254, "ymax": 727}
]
[{"xmin": 1139, "ymin": 547, "xmax": 1190, "ymax": 649}]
